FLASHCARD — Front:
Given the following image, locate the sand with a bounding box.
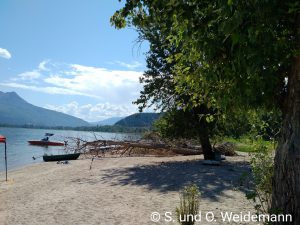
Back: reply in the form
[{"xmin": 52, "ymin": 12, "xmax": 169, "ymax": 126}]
[{"xmin": 0, "ymin": 154, "xmax": 257, "ymax": 225}]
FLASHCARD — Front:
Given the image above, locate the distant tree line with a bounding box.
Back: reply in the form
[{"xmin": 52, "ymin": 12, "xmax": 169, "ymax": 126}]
[{"xmin": 0, "ymin": 124, "xmax": 150, "ymax": 134}]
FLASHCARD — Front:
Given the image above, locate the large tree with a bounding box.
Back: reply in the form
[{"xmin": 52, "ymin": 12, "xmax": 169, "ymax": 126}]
[
  {"xmin": 111, "ymin": 0, "xmax": 300, "ymax": 223},
  {"xmin": 131, "ymin": 16, "xmax": 217, "ymax": 159}
]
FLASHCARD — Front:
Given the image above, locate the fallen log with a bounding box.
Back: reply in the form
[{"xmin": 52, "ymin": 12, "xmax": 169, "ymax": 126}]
[
  {"xmin": 170, "ymin": 147, "xmax": 203, "ymax": 155},
  {"xmin": 86, "ymin": 140, "xmax": 168, "ymax": 149}
]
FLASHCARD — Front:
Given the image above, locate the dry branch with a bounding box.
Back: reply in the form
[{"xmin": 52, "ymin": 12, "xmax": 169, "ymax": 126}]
[
  {"xmin": 61, "ymin": 137, "xmax": 236, "ymax": 158},
  {"xmin": 84, "ymin": 140, "xmax": 203, "ymax": 156}
]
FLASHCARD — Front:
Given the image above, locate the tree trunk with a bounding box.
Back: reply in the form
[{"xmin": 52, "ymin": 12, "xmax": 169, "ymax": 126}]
[
  {"xmin": 199, "ymin": 118, "xmax": 215, "ymax": 160},
  {"xmin": 272, "ymin": 56, "xmax": 300, "ymax": 224}
]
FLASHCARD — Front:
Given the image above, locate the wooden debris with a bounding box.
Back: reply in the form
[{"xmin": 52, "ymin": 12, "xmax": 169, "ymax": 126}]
[
  {"xmin": 64, "ymin": 137, "xmax": 236, "ymax": 158},
  {"xmin": 82, "ymin": 139, "xmax": 203, "ymax": 157},
  {"xmin": 214, "ymin": 142, "xmax": 238, "ymax": 156}
]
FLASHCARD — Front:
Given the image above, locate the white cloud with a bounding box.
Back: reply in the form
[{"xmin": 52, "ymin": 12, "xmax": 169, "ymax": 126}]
[
  {"xmin": 38, "ymin": 60, "xmax": 50, "ymax": 71},
  {"xmin": 1, "ymin": 61, "xmax": 143, "ymax": 104},
  {"xmin": 17, "ymin": 71, "xmax": 41, "ymax": 81},
  {"xmin": 0, "ymin": 48, "xmax": 11, "ymax": 59},
  {"xmin": 45, "ymin": 101, "xmax": 138, "ymax": 122},
  {"xmin": 12, "ymin": 60, "xmax": 50, "ymax": 83},
  {"xmin": 114, "ymin": 60, "xmax": 143, "ymax": 69},
  {"xmin": 42, "ymin": 63, "xmax": 143, "ymax": 103},
  {"xmin": 1, "ymin": 82, "xmax": 100, "ymax": 98},
  {"xmin": 0, "ymin": 60, "xmax": 144, "ymax": 120}
]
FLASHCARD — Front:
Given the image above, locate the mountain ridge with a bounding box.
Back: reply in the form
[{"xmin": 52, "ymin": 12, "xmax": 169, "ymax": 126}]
[
  {"xmin": 115, "ymin": 113, "xmax": 161, "ymax": 127},
  {"xmin": 89, "ymin": 117, "xmax": 124, "ymax": 126},
  {"xmin": 0, "ymin": 91, "xmax": 89, "ymax": 127}
]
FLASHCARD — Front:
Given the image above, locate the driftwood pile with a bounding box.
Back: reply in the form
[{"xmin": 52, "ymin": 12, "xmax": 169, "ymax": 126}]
[
  {"xmin": 84, "ymin": 140, "xmax": 196, "ymax": 157},
  {"xmin": 67, "ymin": 138, "xmax": 237, "ymax": 157},
  {"xmin": 214, "ymin": 142, "xmax": 238, "ymax": 156}
]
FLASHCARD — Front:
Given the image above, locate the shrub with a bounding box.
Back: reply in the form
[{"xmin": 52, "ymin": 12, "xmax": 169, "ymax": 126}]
[
  {"xmin": 176, "ymin": 184, "xmax": 201, "ymax": 225},
  {"xmin": 245, "ymin": 144, "xmax": 274, "ymax": 216}
]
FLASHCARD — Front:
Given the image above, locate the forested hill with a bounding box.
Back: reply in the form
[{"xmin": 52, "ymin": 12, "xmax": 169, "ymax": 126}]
[
  {"xmin": 115, "ymin": 113, "xmax": 161, "ymax": 127},
  {"xmin": 89, "ymin": 117, "xmax": 124, "ymax": 126},
  {"xmin": 0, "ymin": 91, "xmax": 89, "ymax": 127}
]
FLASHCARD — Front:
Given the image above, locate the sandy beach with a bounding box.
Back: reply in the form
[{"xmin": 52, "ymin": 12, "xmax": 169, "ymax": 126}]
[{"xmin": 0, "ymin": 154, "xmax": 257, "ymax": 225}]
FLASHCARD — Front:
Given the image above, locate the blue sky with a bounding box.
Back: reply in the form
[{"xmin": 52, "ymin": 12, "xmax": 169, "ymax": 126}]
[{"xmin": 0, "ymin": 0, "xmax": 149, "ymax": 122}]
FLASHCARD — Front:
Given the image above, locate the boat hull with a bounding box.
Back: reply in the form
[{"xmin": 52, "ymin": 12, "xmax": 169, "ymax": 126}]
[
  {"xmin": 43, "ymin": 153, "xmax": 80, "ymax": 162},
  {"xmin": 28, "ymin": 140, "xmax": 65, "ymax": 146}
]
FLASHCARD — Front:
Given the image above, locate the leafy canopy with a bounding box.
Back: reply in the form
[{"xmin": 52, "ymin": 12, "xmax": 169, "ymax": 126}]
[{"xmin": 111, "ymin": 0, "xmax": 299, "ymax": 113}]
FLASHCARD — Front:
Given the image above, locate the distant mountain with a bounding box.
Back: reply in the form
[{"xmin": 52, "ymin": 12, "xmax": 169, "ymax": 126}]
[
  {"xmin": 0, "ymin": 91, "xmax": 89, "ymax": 127},
  {"xmin": 115, "ymin": 113, "xmax": 161, "ymax": 127},
  {"xmin": 89, "ymin": 117, "xmax": 124, "ymax": 126}
]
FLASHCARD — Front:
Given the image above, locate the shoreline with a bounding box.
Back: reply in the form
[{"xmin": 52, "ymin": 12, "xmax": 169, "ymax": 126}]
[
  {"xmin": 0, "ymin": 155, "xmax": 255, "ymax": 225},
  {"xmin": 0, "ymin": 127, "xmax": 141, "ymax": 173}
]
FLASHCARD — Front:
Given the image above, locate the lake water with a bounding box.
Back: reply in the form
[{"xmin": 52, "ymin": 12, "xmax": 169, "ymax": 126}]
[{"xmin": 0, "ymin": 127, "xmax": 140, "ymax": 171}]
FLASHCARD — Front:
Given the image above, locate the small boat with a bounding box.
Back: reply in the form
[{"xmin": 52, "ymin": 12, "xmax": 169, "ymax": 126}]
[
  {"xmin": 43, "ymin": 153, "xmax": 80, "ymax": 162},
  {"xmin": 28, "ymin": 140, "xmax": 65, "ymax": 146},
  {"xmin": 28, "ymin": 133, "xmax": 65, "ymax": 146}
]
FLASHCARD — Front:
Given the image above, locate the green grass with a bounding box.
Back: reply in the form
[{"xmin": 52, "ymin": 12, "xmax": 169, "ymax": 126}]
[{"xmin": 222, "ymin": 136, "xmax": 276, "ymax": 153}]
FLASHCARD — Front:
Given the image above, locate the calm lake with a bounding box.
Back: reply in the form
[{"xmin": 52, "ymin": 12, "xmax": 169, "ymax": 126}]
[{"xmin": 0, "ymin": 127, "xmax": 140, "ymax": 171}]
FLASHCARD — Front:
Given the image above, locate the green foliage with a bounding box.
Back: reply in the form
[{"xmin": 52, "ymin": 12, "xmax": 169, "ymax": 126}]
[
  {"xmin": 132, "ymin": 23, "xmax": 177, "ymax": 112},
  {"xmin": 176, "ymin": 184, "xmax": 201, "ymax": 225},
  {"xmin": 216, "ymin": 108, "xmax": 281, "ymax": 140},
  {"xmin": 219, "ymin": 108, "xmax": 280, "ymax": 152},
  {"xmin": 154, "ymin": 110, "xmax": 199, "ymax": 139},
  {"xmin": 110, "ymin": 0, "xmax": 294, "ymax": 153},
  {"xmin": 154, "ymin": 106, "xmax": 281, "ymax": 150},
  {"xmin": 222, "ymin": 136, "xmax": 274, "ymax": 153},
  {"xmin": 154, "ymin": 108, "xmax": 216, "ymax": 140},
  {"xmin": 111, "ymin": 0, "xmax": 299, "ymax": 117},
  {"xmin": 213, "ymin": 110, "xmax": 252, "ymax": 139},
  {"xmin": 247, "ymin": 109, "xmax": 281, "ymax": 141},
  {"xmin": 241, "ymin": 144, "xmax": 274, "ymax": 217}
]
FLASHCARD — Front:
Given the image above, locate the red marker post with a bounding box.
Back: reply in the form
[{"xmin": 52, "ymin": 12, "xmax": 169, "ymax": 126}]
[{"xmin": 0, "ymin": 135, "xmax": 7, "ymax": 181}]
